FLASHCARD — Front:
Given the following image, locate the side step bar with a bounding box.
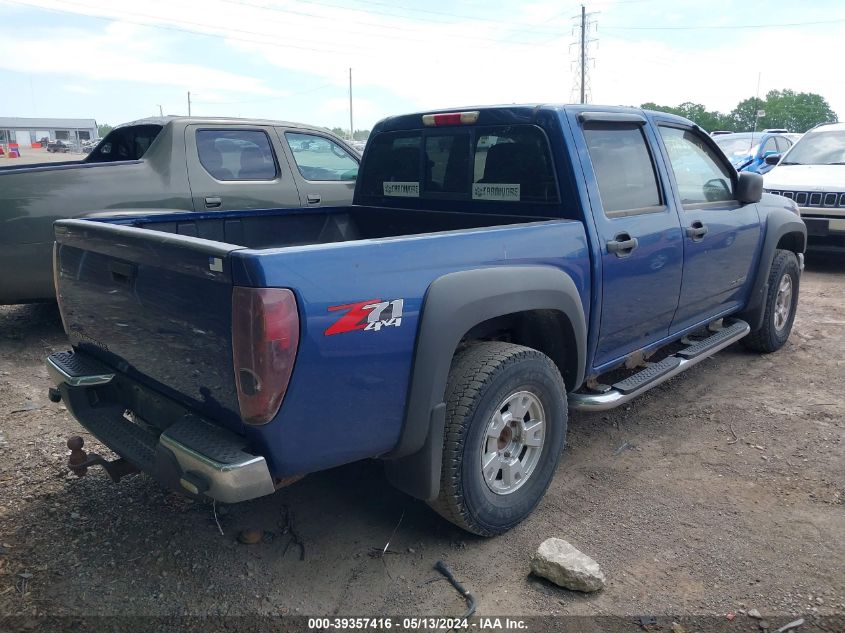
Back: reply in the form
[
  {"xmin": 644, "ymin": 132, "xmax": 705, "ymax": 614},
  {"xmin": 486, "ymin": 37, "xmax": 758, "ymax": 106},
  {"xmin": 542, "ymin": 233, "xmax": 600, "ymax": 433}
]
[{"xmin": 569, "ymin": 319, "xmax": 750, "ymax": 411}]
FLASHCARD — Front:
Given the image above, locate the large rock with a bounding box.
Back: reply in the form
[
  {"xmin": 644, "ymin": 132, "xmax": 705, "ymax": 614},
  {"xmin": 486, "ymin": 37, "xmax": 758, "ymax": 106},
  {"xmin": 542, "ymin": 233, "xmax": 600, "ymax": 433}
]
[{"xmin": 530, "ymin": 538, "xmax": 606, "ymax": 592}]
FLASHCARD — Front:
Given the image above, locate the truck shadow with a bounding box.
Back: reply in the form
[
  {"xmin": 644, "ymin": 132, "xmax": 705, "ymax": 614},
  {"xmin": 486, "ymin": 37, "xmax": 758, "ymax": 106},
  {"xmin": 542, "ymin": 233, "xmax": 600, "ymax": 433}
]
[
  {"xmin": 804, "ymin": 249, "xmax": 845, "ymax": 272},
  {"xmin": 0, "ymin": 302, "xmax": 64, "ymax": 342}
]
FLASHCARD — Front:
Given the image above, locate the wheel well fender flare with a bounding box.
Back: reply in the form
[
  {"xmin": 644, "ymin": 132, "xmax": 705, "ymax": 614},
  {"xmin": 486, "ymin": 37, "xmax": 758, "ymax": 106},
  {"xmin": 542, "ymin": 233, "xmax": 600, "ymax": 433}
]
[
  {"xmin": 739, "ymin": 208, "xmax": 806, "ymax": 330},
  {"xmin": 384, "ymin": 266, "xmax": 587, "ymax": 500}
]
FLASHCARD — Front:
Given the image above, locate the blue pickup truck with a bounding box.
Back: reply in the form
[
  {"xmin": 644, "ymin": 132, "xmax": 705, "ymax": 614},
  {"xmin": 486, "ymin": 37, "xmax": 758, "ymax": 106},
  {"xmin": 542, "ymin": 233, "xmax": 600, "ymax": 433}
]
[{"xmin": 47, "ymin": 105, "xmax": 806, "ymax": 536}]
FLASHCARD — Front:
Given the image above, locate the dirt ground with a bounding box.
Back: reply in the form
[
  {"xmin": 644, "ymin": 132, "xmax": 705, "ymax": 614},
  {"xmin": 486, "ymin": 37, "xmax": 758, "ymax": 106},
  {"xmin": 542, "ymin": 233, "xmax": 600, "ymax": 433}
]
[
  {"xmin": 1, "ymin": 149, "xmax": 85, "ymax": 166},
  {"xmin": 0, "ymin": 254, "xmax": 843, "ymax": 629}
]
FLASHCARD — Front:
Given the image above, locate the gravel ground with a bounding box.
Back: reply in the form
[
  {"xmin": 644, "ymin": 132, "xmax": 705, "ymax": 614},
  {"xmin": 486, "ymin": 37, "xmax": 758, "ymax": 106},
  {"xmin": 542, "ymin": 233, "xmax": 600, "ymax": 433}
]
[
  {"xmin": 0, "ymin": 254, "xmax": 843, "ymax": 629},
  {"xmin": 0, "ymin": 149, "xmax": 85, "ymax": 166}
]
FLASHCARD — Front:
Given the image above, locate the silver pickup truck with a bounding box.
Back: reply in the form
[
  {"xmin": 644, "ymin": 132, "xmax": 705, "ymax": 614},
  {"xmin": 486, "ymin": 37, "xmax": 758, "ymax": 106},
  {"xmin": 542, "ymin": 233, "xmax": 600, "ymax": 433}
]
[{"xmin": 0, "ymin": 116, "xmax": 360, "ymax": 304}]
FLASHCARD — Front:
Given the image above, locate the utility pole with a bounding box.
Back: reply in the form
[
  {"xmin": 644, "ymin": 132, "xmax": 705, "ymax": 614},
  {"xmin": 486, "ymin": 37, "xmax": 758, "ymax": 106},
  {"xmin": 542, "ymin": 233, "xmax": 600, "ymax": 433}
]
[
  {"xmin": 348, "ymin": 68, "xmax": 354, "ymax": 141},
  {"xmin": 158, "ymin": 104, "xmax": 163, "ymax": 117},
  {"xmin": 571, "ymin": 5, "xmax": 598, "ymax": 104},
  {"xmin": 187, "ymin": 91, "xmax": 192, "ymax": 116},
  {"xmin": 752, "ymin": 72, "xmax": 762, "ymax": 137}
]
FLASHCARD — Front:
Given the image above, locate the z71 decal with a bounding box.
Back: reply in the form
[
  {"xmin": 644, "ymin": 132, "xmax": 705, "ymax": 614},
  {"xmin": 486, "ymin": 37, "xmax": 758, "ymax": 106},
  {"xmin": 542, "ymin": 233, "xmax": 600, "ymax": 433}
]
[{"xmin": 325, "ymin": 299, "xmax": 404, "ymax": 336}]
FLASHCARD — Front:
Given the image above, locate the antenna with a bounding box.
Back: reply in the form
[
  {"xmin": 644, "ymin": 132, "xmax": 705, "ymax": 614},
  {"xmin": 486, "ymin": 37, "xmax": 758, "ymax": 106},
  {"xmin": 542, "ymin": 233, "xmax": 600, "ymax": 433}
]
[
  {"xmin": 752, "ymin": 72, "xmax": 763, "ymax": 139},
  {"xmin": 349, "ymin": 68, "xmax": 354, "ymax": 141}
]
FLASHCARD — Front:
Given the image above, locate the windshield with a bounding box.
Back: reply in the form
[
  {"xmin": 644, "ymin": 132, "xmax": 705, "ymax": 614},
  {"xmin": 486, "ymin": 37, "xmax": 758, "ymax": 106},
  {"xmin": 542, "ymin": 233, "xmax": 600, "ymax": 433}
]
[
  {"xmin": 714, "ymin": 135, "xmax": 760, "ymax": 157},
  {"xmin": 781, "ymin": 130, "xmax": 845, "ymax": 165}
]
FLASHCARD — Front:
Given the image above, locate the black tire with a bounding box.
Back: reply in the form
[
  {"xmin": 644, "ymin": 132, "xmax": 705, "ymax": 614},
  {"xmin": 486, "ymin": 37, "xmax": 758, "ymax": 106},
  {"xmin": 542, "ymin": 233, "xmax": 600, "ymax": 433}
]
[
  {"xmin": 428, "ymin": 342, "xmax": 567, "ymax": 536},
  {"xmin": 743, "ymin": 249, "xmax": 800, "ymax": 353}
]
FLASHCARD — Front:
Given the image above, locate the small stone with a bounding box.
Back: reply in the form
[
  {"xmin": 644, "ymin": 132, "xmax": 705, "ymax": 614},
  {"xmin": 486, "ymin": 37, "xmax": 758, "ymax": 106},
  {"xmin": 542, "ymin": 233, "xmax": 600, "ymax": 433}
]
[
  {"xmin": 407, "ymin": 547, "xmax": 415, "ymax": 554},
  {"xmin": 238, "ymin": 529, "xmax": 263, "ymax": 545},
  {"xmin": 70, "ymin": 512, "xmax": 80, "ymax": 519},
  {"xmin": 816, "ymin": 597, "xmax": 824, "ymax": 605},
  {"xmin": 748, "ymin": 608, "xmax": 762, "ymax": 619},
  {"xmin": 529, "ymin": 538, "xmax": 605, "ymax": 592},
  {"xmin": 671, "ymin": 622, "xmax": 686, "ymax": 633}
]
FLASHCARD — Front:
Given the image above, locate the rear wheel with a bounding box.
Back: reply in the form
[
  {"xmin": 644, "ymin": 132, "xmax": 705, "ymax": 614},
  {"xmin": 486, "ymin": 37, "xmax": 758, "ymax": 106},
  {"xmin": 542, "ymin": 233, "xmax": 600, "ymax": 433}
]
[
  {"xmin": 743, "ymin": 249, "xmax": 800, "ymax": 353},
  {"xmin": 429, "ymin": 342, "xmax": 567, "ymax": 536}
]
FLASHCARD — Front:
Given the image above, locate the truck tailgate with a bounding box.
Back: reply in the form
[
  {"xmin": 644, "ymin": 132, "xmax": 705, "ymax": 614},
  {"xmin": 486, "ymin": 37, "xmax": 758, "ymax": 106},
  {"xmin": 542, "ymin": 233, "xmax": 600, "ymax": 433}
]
[{"xmin": 54, "ymin": 219, "xmax": 245, "ymax": 431}]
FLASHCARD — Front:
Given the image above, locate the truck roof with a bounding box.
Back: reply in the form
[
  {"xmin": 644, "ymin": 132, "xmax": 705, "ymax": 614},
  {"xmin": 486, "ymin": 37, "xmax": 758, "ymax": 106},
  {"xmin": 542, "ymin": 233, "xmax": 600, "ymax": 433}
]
[
  {"xmin": 115, "ymin": 115, "xmax": 333, "ymax": 134},
  {"xmin": 371, "ymin": 103, "xmax": 696, "ymax": 133}
]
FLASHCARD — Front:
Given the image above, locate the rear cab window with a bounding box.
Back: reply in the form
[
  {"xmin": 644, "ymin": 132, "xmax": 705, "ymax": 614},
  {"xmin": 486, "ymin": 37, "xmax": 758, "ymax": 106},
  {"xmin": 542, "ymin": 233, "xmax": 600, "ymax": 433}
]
[
  {"xmin": 84, "ymin": 124, "xmax": 163, "ymax": 163},
  {"xmin": 357, "ymin": 124, "xmax": 559, "ymax": 208}
]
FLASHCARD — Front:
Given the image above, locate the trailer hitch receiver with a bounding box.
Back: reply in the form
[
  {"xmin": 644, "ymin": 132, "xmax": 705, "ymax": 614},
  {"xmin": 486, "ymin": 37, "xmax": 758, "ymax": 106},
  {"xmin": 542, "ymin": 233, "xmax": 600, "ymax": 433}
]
[{"xmin": 67, "ymin": 436, "xmax": 139, "ymax": 482}]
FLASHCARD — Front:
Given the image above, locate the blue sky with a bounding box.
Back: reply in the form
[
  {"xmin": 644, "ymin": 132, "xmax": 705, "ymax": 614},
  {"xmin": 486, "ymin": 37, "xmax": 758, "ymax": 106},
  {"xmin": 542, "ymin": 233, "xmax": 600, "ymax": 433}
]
[{"xmin": 0, "ymin": 0, "xmax": 843, "ymax": 132}]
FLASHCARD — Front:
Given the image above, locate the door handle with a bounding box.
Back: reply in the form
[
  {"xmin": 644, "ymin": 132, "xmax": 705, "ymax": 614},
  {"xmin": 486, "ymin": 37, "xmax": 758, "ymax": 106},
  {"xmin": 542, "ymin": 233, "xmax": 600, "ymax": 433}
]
[
  {"xmin": 686, "ymin": 220, "xmax": 708, "ymax": 241},
  {"xmin": 606, "ymin": 233, "xmax": 639, "ymax": 258},
  {"xmin": 306, "ymin": 193, "xmax": 322, "ymax": 204},
  {"xmin": 204, "ymin": 196, "xmax": 222, "ymax": 209}
]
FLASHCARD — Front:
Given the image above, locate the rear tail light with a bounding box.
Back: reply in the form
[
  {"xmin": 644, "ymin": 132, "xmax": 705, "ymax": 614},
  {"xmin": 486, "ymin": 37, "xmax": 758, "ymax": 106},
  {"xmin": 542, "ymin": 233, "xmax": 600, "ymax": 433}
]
[
  {"xmin": 53, "ymin": 244, "xmax": 69, "ymax": 334},
  {"xmin": 232, "ymin": 287, "xmax": 300, "ymax": 425},
  {"xmin": 422, "ymin": 111, "xmax": 479, "ymax": 127}
]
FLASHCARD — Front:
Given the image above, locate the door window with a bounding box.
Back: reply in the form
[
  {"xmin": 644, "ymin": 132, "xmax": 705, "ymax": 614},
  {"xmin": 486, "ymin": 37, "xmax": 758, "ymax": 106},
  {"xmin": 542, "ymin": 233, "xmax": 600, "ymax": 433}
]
[
  {"xmin": 196, "ymin": 129, "xmax": 278, "ymax": 181},
  {"xmin": 775, "ymin": 136, "xmax": 791, "ymax": 153},
  {"xmin": 284, "ymin": 133, "xmax": 358, "ymax": 181},
  {"xmin": 761, "ymin": 137, "xmax": 778, "ymax": 156},
  {"xmin": 583, "ymin": 124, "xmax": 662, "ymax": 216},
  {"xmin": 659, "ymin": 127, "xmax": 734, "ymax": 205}
]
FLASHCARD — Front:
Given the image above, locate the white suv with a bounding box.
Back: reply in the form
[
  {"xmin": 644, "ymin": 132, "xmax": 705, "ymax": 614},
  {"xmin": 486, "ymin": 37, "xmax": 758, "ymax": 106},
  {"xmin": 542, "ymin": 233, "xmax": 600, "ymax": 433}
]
[{"xmin": 763, "ymin": 122, "xmax": 845, "ymax": 251}]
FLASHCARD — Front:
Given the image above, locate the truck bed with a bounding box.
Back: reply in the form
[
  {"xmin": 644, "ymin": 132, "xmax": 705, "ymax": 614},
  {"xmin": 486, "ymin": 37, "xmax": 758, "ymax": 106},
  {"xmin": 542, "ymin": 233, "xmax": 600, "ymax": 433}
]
[
  {"xmin": 54, "ymin": 205, "xmax": 590, "ymax": 475},
  {"xmin": 111, "ymin": 205, "xmax": 560, "ymax": 249}
]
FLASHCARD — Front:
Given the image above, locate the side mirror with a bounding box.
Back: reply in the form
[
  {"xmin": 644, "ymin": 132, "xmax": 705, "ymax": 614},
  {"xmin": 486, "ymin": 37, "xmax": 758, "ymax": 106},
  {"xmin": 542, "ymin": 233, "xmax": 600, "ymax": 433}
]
[
  {"xmin": 736, "ymin": 171, "xmax": 763, "ymax": 204},
  {"xmin": 764, "ymin": 152, "xmax": 782, "ymax": 165}
]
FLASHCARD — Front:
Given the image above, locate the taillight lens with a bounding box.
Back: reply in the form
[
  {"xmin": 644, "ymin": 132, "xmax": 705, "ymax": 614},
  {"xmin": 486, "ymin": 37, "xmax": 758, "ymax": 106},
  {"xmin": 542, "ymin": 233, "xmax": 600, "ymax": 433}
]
[
  {"xmin": 232, "ymin": 287, "xmax": 300, "ymax": 425},
  {"xmin": 53, "ymin": 243, "xmax": 69, "ymax": 334}
]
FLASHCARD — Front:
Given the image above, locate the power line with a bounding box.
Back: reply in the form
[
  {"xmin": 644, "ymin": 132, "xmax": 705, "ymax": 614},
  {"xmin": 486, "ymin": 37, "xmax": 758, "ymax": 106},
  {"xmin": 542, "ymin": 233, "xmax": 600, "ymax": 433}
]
[
  {"xmin": 192, "ymin": 82, "xmax": 337, "ymax": 105},
  {"xmin": 7, "ymin": 0, "xmax": 573, "ymax": 57},
  {"xmin": 209, "ymin": 0, "xmax": 565, "ymax": 46},
  {"xmin": 296, "ymin": 0, "xmax": 570, "ymax": 36},
  {"xmin": 3, "ymin": 0, "xmax": 375, "ymax": 57},
  {"xmin": 602, "ymin": 17, "xmax": 845, "ymax": 30}
]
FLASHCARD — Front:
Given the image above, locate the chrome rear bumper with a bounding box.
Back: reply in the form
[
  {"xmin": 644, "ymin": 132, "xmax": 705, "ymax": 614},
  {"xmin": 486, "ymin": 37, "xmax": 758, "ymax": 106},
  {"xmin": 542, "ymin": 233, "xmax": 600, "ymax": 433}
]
[{"xmin": 48, "ymin": 350, "xmax": 275, "ymax": 503}]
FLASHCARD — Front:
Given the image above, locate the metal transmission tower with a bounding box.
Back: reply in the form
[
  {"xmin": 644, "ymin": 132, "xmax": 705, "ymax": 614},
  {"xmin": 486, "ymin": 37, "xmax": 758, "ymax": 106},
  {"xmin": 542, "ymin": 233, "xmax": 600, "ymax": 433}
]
[{"xmin": 570, "ymin": 5, "xmax": 598, "ymax": 104}]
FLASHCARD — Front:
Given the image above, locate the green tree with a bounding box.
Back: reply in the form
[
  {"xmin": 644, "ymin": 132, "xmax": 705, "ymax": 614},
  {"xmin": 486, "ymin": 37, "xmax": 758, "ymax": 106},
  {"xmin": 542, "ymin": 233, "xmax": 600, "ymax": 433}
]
[
  {"xmin": 352, "ymin": 129, "xmax": 370, "ymax": 141},
  {"xmin": 728, "ymin": 97, "xmax": 759, "ymax": 131},
  {"xmin": 97, "ymin": 124, "xmax": 113, "ymax": 137},
  {"xmin": 640, "ymin": 102, "xmax": 733, "ymax": 132},
  {"xmin": 757, "ymin": 89, "xmax": 838, "ymax": 132},
  {"xmin": 729, "ymin": 90, "xmax": 837, "ymax": 132}
]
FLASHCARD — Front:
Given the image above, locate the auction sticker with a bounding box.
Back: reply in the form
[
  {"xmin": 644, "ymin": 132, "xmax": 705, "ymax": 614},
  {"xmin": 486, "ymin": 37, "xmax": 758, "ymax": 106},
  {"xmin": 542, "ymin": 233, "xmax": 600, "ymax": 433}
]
[
  {"xmin": 383, "ymin": 182, "xmax": 420, "ymax": 197},
  {"xmin": 473, "ymin": 183, "xmax": 520, "ymax": 201}
]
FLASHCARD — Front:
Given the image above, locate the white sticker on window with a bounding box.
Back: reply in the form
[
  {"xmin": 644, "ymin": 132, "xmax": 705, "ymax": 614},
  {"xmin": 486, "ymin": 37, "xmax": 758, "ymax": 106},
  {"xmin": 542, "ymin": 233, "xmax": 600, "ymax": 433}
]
[
  {"xmin": 472, "ymin": 183, "xmax": 521, "ymax": 201},
  {"xmin": 383, "ymin": 182, "xmax": 420, "ymax": 197}
]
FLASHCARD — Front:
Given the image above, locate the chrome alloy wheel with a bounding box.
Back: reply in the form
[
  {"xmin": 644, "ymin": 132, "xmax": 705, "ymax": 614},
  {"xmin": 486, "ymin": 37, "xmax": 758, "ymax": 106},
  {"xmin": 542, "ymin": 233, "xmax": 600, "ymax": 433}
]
[
  {"xmin": 774, "ymin": 273, "xmax": 793, "ymax": 332},
  {"xmin": 480, "ymin": 390, "xmax": 546, "ymax": 495}
]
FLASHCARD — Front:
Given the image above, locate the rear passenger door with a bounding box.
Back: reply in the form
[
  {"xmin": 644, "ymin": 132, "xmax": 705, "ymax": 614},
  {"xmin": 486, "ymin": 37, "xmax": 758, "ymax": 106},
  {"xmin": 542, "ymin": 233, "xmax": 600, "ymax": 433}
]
[
  {"xmin": 185, "ymin": 125, "xmax": 301, "ymax": 211},
  {"xmin": 655, "ymin": 124, "xmax": 761, "ymax": 333},
  {"xmin": 579, "ymin": 114, "xmax": 684, "ymax": 368},
  {"xmin": 278, "ymin": 130, "xmax": 358, "ymax": 207}
]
